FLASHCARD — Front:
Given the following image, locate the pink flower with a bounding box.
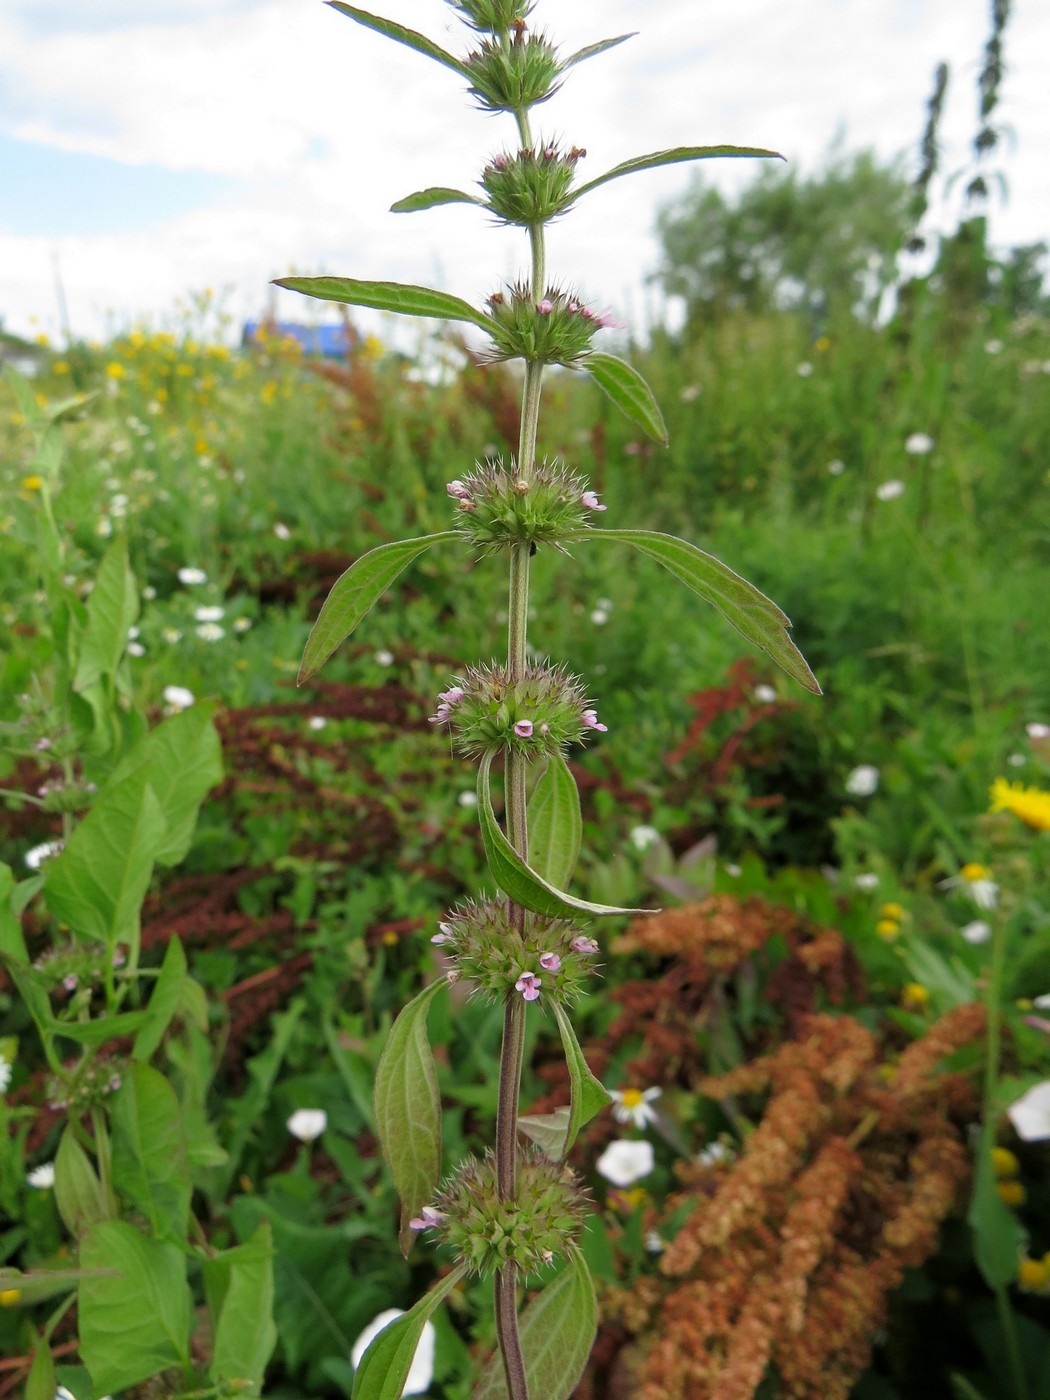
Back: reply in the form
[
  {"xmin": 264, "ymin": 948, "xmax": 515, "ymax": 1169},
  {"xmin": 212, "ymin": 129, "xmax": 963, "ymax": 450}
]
[
  {"xmin": 539, "ymin": 952, "xmax": 561, "ymax": 972},
  {"xmin": 431, "ymin": 922, "xmax": 454, "ymax": 945},
  {"xmin": 409, "ymin": 1205, "xmax": 447, "ymax": 1231},
  {"xmin": 571, "ymin": 935, "xmax": 599, "ymax": 955},
  {"xmin": 428, "ymin": 703, "xmax": 453, "ymax": 724},
  {"xmin": 446, "ymin": 480, "xmax": 471, "ymax": 499},
  {"xmin": 515, "ymin": 972, "xmax": 542, "ymax": 1001},
  {"xmin": 514, "ymin": 720, "xmax": 534, "ymax": 738},
  {"xmin": 581, "ymin": 709, "xmax": 608, "ymax": 733},
  {"xmin": 537, "ymin": 299, "xmax": 553, "ymax": 315},
  {"xmin": 438, "ymin": 686, "xmax": 464, "ymax": 706},
  {"xmin": 580, "ymin": 490, "xmax": 606, "ymax": 512}
]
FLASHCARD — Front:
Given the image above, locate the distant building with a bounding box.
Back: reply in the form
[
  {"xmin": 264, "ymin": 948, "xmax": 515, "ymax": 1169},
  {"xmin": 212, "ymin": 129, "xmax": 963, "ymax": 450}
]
[{"xmin": 241, "ymin": 320, "xmax": 351, "ymax": 358}]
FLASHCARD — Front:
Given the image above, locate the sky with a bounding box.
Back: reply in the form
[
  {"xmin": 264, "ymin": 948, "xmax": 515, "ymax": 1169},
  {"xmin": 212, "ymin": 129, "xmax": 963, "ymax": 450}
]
[{"xmin": 1, "ymin": 0, "xmax": 1048, "ymax": 347}]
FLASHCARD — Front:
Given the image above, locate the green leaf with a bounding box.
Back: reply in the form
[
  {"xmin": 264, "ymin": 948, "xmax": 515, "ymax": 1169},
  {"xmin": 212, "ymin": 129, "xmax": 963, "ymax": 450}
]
[
  {"xmin": 275, "ymin": 275, "xmax": 493, "ymax": 332},
  {"xmin": 573, "ymin": 144, "xmax": 784, "ymax": 200},
  {"xmin": 206, "ymin": 1221, "xmax": 278, "ymax": 1392},
  {"xmin": 517, "ymin": 1107, "xmax": 572, "ymax": 1159},
  {"xmin": 108, "ymin": 704, "xmax": 223, "ymax": 866},
  {"xmin": 25, "ymin": 1333, "xmax": 56, "ymax": 1400},
  {"xmin": 78, "ymin": 1221, "xmax": 191, "ymax": 1393},
  {"xmin": 298, "ymin": 532, "xmax": 458, "ymax": 683},
  {"xmin": 572, "ymin": 529, "xmax": 821, "ymax": 694},
  {"xmin": 110, "ymin": 1062, "xmax": 191, "ymax": 1240},
  {"xmin": 73, "ymin": 536, "xmax": 139, "ymax": 694},
  {"xmin": 968, "ymin": 1130, "xmax": 1027, "ymax": 1288},
  {"xmin": 471, "ymin": 1249, "xmax": 598, "ymax": 1400},
  {"xmin": 552, "ymin": 1002, "xmax": 612, "ymax": 1156},
  {"xmin": 477, "ymin": 752, "xmax": 649, "ymax": 919},
  {"xmin": 527, "ymin": 753, "xmax": 582, "ymax": 891},
  {"xmin": 51, "ymin": 1011, "xmax": 148, "ymax": 1046},
  {"xmin": 133, "ymin": 935, "xmax": 188, "ymax": 1061},
  {"xmin": 0, "ymin": 1265, "xmax": 111, "ymax": 1308},
  {"xmin": 582, "ymin": 353, "xmax": 668, "ymax": 445},
  {"xmin": 44, "ymin": 766, "xmax": 166, "ymax": 947},
  {"xmin": 391, "ymin": 186, "xmax": 484, "ymax": 213},
  {"xmin": 54, "ymin": 1124, "xmax": 110, "ymax": 1237},
  {"xmin": 352, "ymin": 1264, "xmax": 467, "ymax": 1400},
  {"xmin": 0, "ymin": 865, "xmax": 58, "ymax": 1069},
  {"xmin": 373, "ymin": 978, "xmax": 447, "ymax": 1255},
  {"xmin": 326, "ymin": 3, "xmax": 470, "ymax": 80},
  {"xmin": 564, "ymin": 33, "xmax": 635, "ymax": 68}
]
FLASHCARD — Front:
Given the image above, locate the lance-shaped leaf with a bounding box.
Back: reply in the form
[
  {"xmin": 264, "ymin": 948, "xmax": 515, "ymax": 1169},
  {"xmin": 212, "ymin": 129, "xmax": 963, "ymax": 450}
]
[
  {"xmin": 298, "ymin": 532, "xmax": 458, "ymax": 684},
  {"xmin": 564, "ymin": 33, "xmax": 635, "ymax": 68},
  {"xmin": 373, "ymin": 978, "xmax": 447, "ymax": 1256},
  {"xmin": 573, "ymin": 144, "xmax": 784, "ymax": 201},
  {"xmin": 477, "ymin": 752, "xmax": 649, "ymax": 919},
  {"xmin": 274, "ymin": 276, "xmax": 494, "ymax": 333},
  {"xmin": 472, "ymin": 1249, "xmax": 598, "ymax": 1400},
  {"xmin": 326, "ymin": 2, "xmax": 470, "ymax": 80},
  {"xmin": 568, "ymin": 530, "xmax": 821, "ymax": 695},
  {"xmin": 583, "ymin": 353, "xmax": 667, "ymax": 445},
  {"xmin": 352, "ymin": 1263, "xmax": 468, "ymax": 1400},
  {"xmin": 392, "ymin": 187, "xmax": 485, "ymax": 214},
  {"xmin": 526, "ymin": 752, "xmax": 582, "ymax": 891},
  {"xmin": 73, "ymin": 536, "xmax": 139, "ymax": 694},
  {"xmin": 553, "ymin": 1002, "xmax": 612, "ymax": 1155}
]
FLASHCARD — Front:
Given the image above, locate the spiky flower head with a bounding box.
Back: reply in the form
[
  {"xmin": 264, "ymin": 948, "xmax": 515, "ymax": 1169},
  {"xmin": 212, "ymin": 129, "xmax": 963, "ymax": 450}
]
[
  {"xmin": 481, "ymin": 143, "xmax": 585, "ymax": 226},
  {"xmin": 447, "ymin": 458, "xmax": 606, "ymax": 553},
  {"xmin": 485, "ymin": 283, "xmax": 619, "ymax": 365},
  {"xmin": 448, "ymin": 0, "xmax": 533, "ymax": 35},
  {"xmin": 425, "ymin": 1148, "xmax": 589, "ymax": 1277},
  {"xmin": 428, "ymin": 660, "xmax": 607, "ymax": 758},
  {"xmin": 465, "ymin": 29, "xmax": 562, "ymax": 112},
  {"xmin": 432, "ymin": 896, "xmax": 596, "ymax": 1005}
]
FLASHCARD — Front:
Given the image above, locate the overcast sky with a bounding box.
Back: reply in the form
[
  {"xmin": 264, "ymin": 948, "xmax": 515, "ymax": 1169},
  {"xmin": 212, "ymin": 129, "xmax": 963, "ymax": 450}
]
[{"xmin": 2, "ymin": 0, "xmax": 1047, "ymax": 346}]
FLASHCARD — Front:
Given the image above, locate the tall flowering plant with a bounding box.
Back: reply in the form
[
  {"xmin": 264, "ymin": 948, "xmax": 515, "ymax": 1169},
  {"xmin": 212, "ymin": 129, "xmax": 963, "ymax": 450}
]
[{"xmin": 278, "ymin": 4, "xmax": 819, "ymax": 1397}]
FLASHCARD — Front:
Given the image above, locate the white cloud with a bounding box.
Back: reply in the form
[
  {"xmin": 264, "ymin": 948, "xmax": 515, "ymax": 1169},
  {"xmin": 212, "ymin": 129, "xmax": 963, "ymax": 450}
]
[{"xmin": 2, "ymin": 0, "xmax": 1048, "ymax": 344}]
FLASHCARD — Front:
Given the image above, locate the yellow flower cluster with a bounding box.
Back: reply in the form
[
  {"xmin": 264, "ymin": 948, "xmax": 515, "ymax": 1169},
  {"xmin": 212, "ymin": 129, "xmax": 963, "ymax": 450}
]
[{"xmin": 989, "ymin": 777, "xmax": 1050, "ymax": 831}]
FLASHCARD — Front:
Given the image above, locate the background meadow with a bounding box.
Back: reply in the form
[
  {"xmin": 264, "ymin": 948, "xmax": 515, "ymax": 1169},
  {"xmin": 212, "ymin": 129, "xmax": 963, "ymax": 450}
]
[{"xmin": 1, "ymin": 140, "xmax": 1050, "ymax": 1399}]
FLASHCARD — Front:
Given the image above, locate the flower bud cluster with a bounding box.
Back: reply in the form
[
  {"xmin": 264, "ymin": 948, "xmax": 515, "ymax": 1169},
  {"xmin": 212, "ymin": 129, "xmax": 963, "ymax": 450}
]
[
  {"xmin": 418, "ymin": 1148, "xmax": 588, "ymax": 1277},
  {"xmin": 481, "ymin": 144, "xmax": 585, "ymax": 227},
  {"xmin": 47, "ymin": 1057, "xmax": 124, "ymax": 1113},
  {"xmin": 465, "ymin": 30, "xmax": 562, "ymax": 112},
  {"xmin": 428, "ymin": 661, "xmax": 607, "ymax": 758},
  {"xmin": 447, "ymin": 458, "xmax": 605, "ymax": 553},
  {"xmin": 449, "ymin": 0, "xmax": 533, "ymax": 34},
  {"xmin": 485, "ymin": 284, "xmax": 619, "ymax": 365},
  {"xmin": 432, "ymin": 896, "xmax": 599, "ymax": 1005},
  {"xmin": 34, "ymin": 942, "xmax": 127, "ymax": 1006}
]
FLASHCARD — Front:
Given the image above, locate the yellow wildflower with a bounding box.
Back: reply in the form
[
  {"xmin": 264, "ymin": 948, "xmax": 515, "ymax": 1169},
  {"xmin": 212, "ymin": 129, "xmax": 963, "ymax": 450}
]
[
  {"xmin": 0, "ymin": 1288, "xmax": 20, "ymax": 1307},
  {"xmin": 815, "ymin": 335, "xmax": 831, "ymax": 352},
  {"xmin": 997, "ymin": 1180, "xmax": 1026, "ymax": 1208},
  {"xmin": 992, "ymin": 1147, "xmax": 1020, "ymax": 1178},
  {"xmin": 1017, "ymin": 1256, "xmax": 1049, "ymax": 1291},
  {"xmin": 990, "ymin": 778, "xmax": 1050, "ymax": 832},
  {"xmin": 20, "ymin": 475, "xmax": 42, "ymax": 491},
  {"xmin": 902, "ymin": 983, "xmax": 929, "ymax": 1011},
  {"xmin": 52, "ymin": 360, "xmax": 69, "ymax": 374},
  {"xmin": 261, "ymin": 380, "xmax": 278, "ymax": 405},
  {"xmin": 105, "ymin": 361, "xmax": 125, "ymax": 380},
  {"xmin": 382, "ymin": 930, "xmax": 399, "ymax": 947},
  {"xmin": 880, "ymin": 902, "xmax": 906, "ymax": 921},
  {"xmin": 876, "ymin": 919, "xmax": 900, "ymax": 941}
]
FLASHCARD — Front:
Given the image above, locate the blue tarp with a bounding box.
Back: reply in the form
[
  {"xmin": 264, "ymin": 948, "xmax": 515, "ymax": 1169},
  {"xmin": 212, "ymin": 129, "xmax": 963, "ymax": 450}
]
[{"xmin": 242, "ymin": 320, "xmax": 351, "ymax": 358}]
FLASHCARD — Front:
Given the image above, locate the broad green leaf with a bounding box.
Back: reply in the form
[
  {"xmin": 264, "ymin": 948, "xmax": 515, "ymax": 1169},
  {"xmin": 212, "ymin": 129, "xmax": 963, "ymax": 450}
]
[
  {"xmin": 564, "ymin": 33, "xmax": 635, "ymax": 68},
  {"xmin": 275, "ymin": 276, "xmax": 493, "ymax": 333},
  {"xmin": 51, "ymin": 1010, "xmax": 148, "ymax": 1046},
  {"xmin": 573, "ymin": 144, "xmax": 784, "ymax": 200},
  {"xmin": 392, "ymin": 186, "xmax": 484, "ymax": 213},
  {"xmin": 73, "ymin": 536, "xmax": 139, "ymax": 694},
  {"xmin": 206, "ymin": 1221, "xmax": 278, "ymax": 1392},
  {"xmin": 472, "ymin": 1249, "xmax": 598, "ymax": 1400},
  {"xmin": 298, "ymin": 532, "xmax": 458, "ymax": 683},
  {"xmin": 374, "ymin": 978, "xmax": 446, "ymax": 1256},
  {"xmin": 78, "ymin": 1221, "xmax": 190, "ymax": 1393},
  {"xmin": 25, "ymin": 1333, "xmax": 56, "ymax": 1400},
  {"xmin": 326, "ymin": 3, "xmax": 470, "ymax": 80},
  {"xmin": 477, "ymin": 752, "xmax": 649, "ymax": 919},
  {"xmin": 571, "ymin": 530, "xmax": 821, "ymax": 694},
  {"xmin": 133, "ymin": 935, "xmax": 188, "ymax": 1060},
  {"xmin": 968, "ymin": 1129, "xmax": 1026, "ymax": 1288},
  {"xmin": 582, "ymin": 353, "xmax": 668, "ymax": 445},
  {"xmin": 527, "ymin": 752, "xmax": 582, "ymax": 890},
  {"xmin": 110, "ymin": 1061, "xmax": 191, "ymax": 1240},
  {"xmin": 352, "ymin": 1264, "xmax": 467, "ymax": 1400},
  {"xmin": 552, "ymin": 1002, "xmax": 612, "ymax": 1155},
  {"xmin": 107, "ymin": 704, "xmax": 223, "ymax": 866},
  {"xmin": 43, "ymin": 766, "xmax": 167, "ymax": 947},
  {"xmin": 517, "ymin": 1107, "xmax": 572, "ymax": 1159},
  {"xmin": 54, "ymin": 1125, "xmax": 110, "ymax": 1237}
]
